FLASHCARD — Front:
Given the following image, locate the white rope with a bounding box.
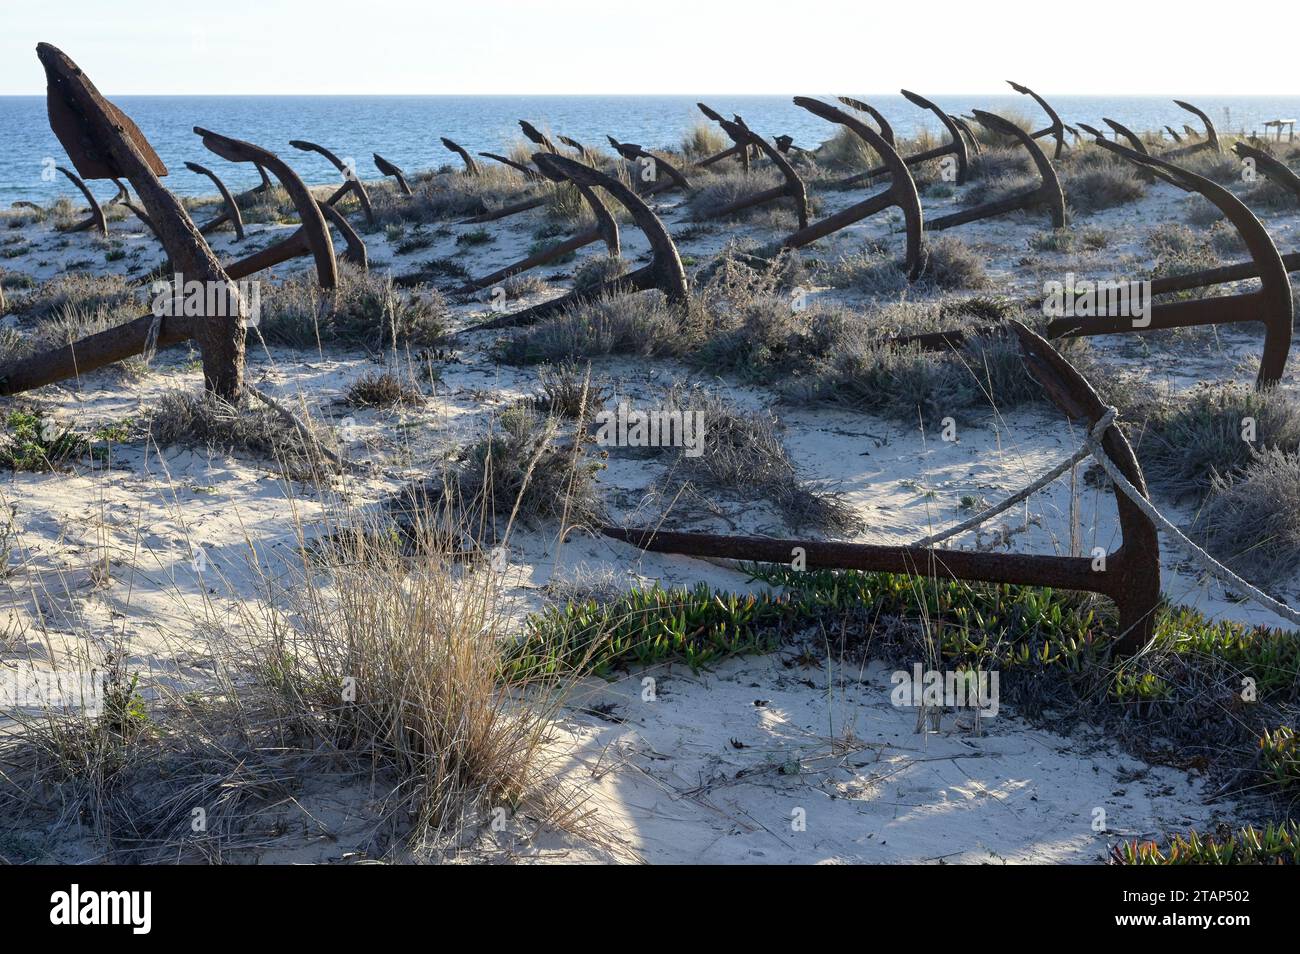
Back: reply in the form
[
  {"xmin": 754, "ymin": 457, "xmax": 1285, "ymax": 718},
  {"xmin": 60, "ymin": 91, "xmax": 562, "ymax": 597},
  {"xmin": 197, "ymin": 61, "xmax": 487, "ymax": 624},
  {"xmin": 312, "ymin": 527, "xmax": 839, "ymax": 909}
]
[
  {"xmin": 912, "ymin": 402, "xmax": 1300, "ymax": 629},
  {"xmin": 913, "ymin": 408, "xmax": 1115, "ymax": 548},
  {"xmin": 1083, "ymin": 420, "xmax": 1300, "ymax": 628}
]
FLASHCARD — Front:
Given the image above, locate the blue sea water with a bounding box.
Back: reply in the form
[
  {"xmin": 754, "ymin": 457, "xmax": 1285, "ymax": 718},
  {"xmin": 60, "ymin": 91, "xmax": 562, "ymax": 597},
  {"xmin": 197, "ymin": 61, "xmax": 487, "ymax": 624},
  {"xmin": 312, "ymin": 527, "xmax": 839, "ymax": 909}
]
[{"xmin": 2, "ymin": 93, "xmax": 1299, "ymax": 204}]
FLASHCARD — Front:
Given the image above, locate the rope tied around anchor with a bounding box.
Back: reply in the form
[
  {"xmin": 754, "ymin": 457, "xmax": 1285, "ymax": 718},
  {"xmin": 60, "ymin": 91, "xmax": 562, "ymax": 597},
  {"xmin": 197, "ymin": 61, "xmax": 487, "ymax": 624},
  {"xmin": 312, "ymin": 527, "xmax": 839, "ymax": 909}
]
[{"xmin": 913, "ymin": 405, "xmax": 1300, "ymax": 630}]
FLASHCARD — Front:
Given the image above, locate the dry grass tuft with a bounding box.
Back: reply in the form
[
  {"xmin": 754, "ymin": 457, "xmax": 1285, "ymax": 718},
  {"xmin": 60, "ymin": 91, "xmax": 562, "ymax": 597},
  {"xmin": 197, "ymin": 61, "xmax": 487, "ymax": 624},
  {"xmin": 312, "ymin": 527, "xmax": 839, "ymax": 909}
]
[
  {"xmin": 920, "ymin": 235, "xmax": 991, "ymax": 290},
  {"xmin": 257, "ymin": 265, "xmax": 446, "ymax": 350},
  {"xmin": 390, "ymin": 404, "xmax": 604, "ymax": 540},
  {"xmin": 346, "ymin": 371, "xmax": 424, "ymax": 408},
  {"xmin": 656, "ymin": 385, "xmax": 862, "ymax": 535},
  {"xmin": 1192, "ymin": 447, "xmax": 1300, "ymax": 585},
  {"xmin": 494, "ymin": 291, "xmax": 687, "ymax": 366},
  {"xmin": 147, "ymin": 389, "xmax": 338, "ymax": 481}
]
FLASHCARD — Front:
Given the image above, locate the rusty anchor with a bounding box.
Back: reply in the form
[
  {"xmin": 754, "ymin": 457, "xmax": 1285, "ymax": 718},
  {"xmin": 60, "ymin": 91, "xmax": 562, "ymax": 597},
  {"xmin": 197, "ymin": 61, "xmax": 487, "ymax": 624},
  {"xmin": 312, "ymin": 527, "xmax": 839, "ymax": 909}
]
[
  {"xmin": 771, "ymin": 97, "xmax": 923, "ymax": 280},
  {"xmin": 478, "ymin": 151, "xmax": 545, "ymax": 181},
  {"xmin": 204, "ymin": 129, "xmax": 338, "ymax": 288},
  {"xmin": 601, "ymin": 321, "xmax": 1162, "ymax": 657},
  {"xmin": 926, "ymin": 110, "xmax": 1065, "ymax": 232},
  {"xmin": 12, "ymin": 43, "xmax": 247, "ymax": 400},
  {"xmin": 1100, "ymin": 119, "xmax": 1148, "ymax": 156},
  {"xmin": 186, "ymin": 161, "xmax": 245, "ymax": 241},
  {"xmin": 558, "ymin": 136, "xmax": 599, "ymax": 163},
  {"xmin": 695, "ymin": 102, "xmax": 756, "ymax": 174},
  {"xmin": 519, "ymin": 120, "xmax": 559, "ymax": 154},
  {"xmin": 460, "ymin": 151, "xmax": 686, "ymax": 334},
  {"xmin": 55, "ymin": 165, "xmax": 108, "ymax": 235},
  {"xmin": 840, "ymin": 90, "xmax": 970, "ymax": 188},
  {"xmin": 373, "ymin": 152, "xmax": 413, "ymax": 196},
  {"xmin": 1234, "ymin": 141, "xmax": 1300, "ymax": 203},
  {"xmin": 1164, "ymin": 125, "xmax": 1183, "ymax": 144},
  {"xmin": 949, "ymin": 114, "xmax": 984, "ymax": 157},
  {"xmin": 693, "ymin": 104, "xmax": 809, "ymax": 230},
  {"xmin": 440, "ymin": 137, "xmax": 479, "ymax": 175},
  {"xmin": 455, "ymin": 164, "xmax": 619, "ymax": 293},
  {"xmin": 1164, "ymin": 101, "xmax": 1221, "ymax": 157},
  {"xmin": 893, "ymin": 137, "xmax": 1294, "ymax": 390},
  {"xmin": 1008, "ymin": 81, "xmax": 1068, "ymax": 159},
  {"xmin": 289, "ymin": 139, "xmax": 375, "ymax": 226},
  {"xmin": 606, "ymin": 136, "xmax": 692, "ymax": 195},
  {"xmin": 837, "ymin": 97, "xmax": 896, "ymax": 147}
]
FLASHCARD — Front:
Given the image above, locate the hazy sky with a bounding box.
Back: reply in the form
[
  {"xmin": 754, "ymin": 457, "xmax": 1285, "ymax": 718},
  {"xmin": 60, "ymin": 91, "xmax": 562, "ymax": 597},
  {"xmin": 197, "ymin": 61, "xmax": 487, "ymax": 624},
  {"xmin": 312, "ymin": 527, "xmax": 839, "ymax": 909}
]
[{"xmin": 1, "ymin": 0, "xmax": 1294, "ymax": 96}]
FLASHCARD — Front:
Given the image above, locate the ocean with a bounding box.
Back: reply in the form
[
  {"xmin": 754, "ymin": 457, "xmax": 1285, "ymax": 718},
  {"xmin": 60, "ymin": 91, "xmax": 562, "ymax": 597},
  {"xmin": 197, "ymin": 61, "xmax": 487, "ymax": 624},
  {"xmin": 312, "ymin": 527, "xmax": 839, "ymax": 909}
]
[{"xmin": 2, "ymin": 93, "xmax": 1299, "ymax": 204}]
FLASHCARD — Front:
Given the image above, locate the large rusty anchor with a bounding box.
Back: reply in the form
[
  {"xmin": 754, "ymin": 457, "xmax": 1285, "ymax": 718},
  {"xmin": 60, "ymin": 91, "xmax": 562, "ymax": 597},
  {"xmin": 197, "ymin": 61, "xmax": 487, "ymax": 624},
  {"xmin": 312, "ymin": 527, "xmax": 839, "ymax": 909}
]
[
  {"xmin": 9, "ymin": 44, "xmax": 249, "ymax": 400},
  {"xmin": 601, "ymin": 322, "xmax": 1162, "ymax": 657},
  {"xmin": 462, "ymin": 152, "xmax": 687, "ymax": 333},
  {"xmin": 1, "ymin": 44, "xmax": 366, "ymax": 398},
  {"xmin": 693, "ymin": 104, "xmax": 808, "ymax": 230},
  {"xmin": 926, "ymin": 110, "xmax": 1065, "ymax": 232},
  {"xmin": 840, "ymin": 90, "xmax": 970, "ymax": 187},
  {"xmin": 289, "ymin": 139, "xmax": 375, "ymax": 226},
  {"xmin": 1008, "ymin": 81, "xmax": 1068, "ymax": 158},
  {"xmin": 478, "ymin": 151, "xmax": 544, "ymax": 181},
  {"xmin": 1234, "ymin": 141, "xmax": 1300, "ymax": 203},
  {"xmin": 186, "ymin": 161, "xmax": 245, "ymax": 241},
  {"xmin": 896, "ymin": 137, "xmax": 1294, "ymax": 389},
  {"xmin": 607, "ymin": 136, "xmax": 692, "ymax": 196},
  {"xmin": 455, "ymin": 163, "xmax": 619, "ymax": 293},
  {"xmin": 373, "ymin": 152, "xmax": 413, "ymax": 196},
  {"xmin": 771, "ymin": 98, "xmax": 923, "ymax": 280},
  {"xmin": 920, "ymin": 108, "xmax": 1060, "ymax": 233},
  {"xmin": 1164, "ymin": 101, "xmax": 1221, "ymax": 157},
  {"xmin": 55, "ymin": 165, "xmax": 107, "ymax": 235},
  {"xmin": 440, "ymin": 137, "xmax": 479, "ymax": 175}
]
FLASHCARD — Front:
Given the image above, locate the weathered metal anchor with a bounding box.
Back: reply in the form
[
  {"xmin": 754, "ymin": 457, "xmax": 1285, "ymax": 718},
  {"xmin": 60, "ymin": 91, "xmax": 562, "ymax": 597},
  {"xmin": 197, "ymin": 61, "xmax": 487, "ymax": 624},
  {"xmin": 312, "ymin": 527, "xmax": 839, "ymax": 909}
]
[
  {"xmin": 440, "ymin": 137, "xmax": 479, "ymax": 175},
  {"xmin": 1008, "ymin": 81, "xmax": 1068, "ymax": 158},
  {"xmin": 186, "ymin": 161, "xmax": 245, "ymax": 241},
  {"xmin": 455, "ymin": 164, "xmax": 619, "ymax": 293},
  {"xmin": 926, "ymin": 110, "xmax": 1065, "ymax": 231},
  {"xmin": 7, "ymin": 44, "xmax": 247, "ymax": 400},
  {"xmin": 694, "ymin": 104, "xmax": 808, "ymax": 230},
  {"xmin": 372, "ymin": 153, "xmax": 413, "ymax": 196},
  {"xmin": 1164, "ymin": 101, "xmax": 1221, "ymax": 157},
  {"xmin": 772, "ymin": 97, "xmax": 923, "ymax": 280},
  {"xmin": 840, "ymin": 90, "xmax": 970, "ymax": 187},
  {"xmin": 460, "ymin": 151, "xmax": 686, "ymax": 333},
  {"xmin": 289, "ymin": 139, "xmax": 375, "ymax": 226},
  {"xmin": 895, "ymin": 137, "xmax": 1294, "ymax": 389},
  {"xmin": 601, "ymin": 322, "xmax": 1162, "ymax": 657}
]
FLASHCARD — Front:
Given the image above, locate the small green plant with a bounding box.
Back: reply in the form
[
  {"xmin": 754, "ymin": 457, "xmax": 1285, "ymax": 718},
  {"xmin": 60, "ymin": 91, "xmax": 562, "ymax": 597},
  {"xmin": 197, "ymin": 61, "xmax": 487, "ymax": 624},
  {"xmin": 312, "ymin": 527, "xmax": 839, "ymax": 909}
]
[
  {"xmin": 512, "ymin": 582, "xmax": 792, "ymax": 676},
  {"xmin": 1114, "ymin": 821, "xmax": 1300, "ymax": 865},
  {"xmin": 1260, "ymin": 725, "xmax": 1299, "ymax": 788},
  {"xmin": 456, "ymin": 228, "xmax": 493, "ymax": 247},
  {"xmin": 346, "ymin": 371, "xmax": 423, "ymax": 408},
  {"xmin": 0, "ymin": 410, "xmax": 88, "ymax": 471}
]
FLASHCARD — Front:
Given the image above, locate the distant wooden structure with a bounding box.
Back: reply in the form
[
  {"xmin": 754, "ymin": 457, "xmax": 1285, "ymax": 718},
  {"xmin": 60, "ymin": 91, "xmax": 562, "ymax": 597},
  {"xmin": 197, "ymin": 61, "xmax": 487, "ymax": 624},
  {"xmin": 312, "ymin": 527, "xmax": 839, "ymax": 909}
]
[{"xmin": 1262, "ymin": 119, "xmax": 1296, "ymax": 142}]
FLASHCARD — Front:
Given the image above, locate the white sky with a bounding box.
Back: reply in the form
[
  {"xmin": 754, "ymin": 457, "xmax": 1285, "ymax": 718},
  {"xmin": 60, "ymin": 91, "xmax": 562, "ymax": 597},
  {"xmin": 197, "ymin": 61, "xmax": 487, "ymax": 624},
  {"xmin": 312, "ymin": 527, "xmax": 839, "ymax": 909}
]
[{"xmin": 1, "ymin": 0, "xmax": 1295, "ymax": 96}]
